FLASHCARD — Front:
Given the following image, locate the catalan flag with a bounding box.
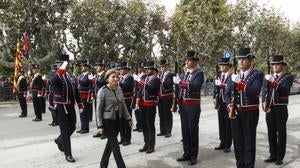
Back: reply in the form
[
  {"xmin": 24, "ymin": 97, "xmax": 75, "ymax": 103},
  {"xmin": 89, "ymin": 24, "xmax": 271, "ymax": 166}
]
[{"xmin": 13, "ymin": 40, "xmax": 22, "ymax": 94}]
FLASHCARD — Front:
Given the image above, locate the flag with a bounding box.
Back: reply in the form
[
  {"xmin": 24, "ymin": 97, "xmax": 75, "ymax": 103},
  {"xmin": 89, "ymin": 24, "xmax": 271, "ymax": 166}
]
[
  {"xmin": 13, "ymin": 41, "xmax": 22, "ymax": 94},
  {"xmin": 22, "ymin": 32, "xmax": 30, "ymax": 59}
]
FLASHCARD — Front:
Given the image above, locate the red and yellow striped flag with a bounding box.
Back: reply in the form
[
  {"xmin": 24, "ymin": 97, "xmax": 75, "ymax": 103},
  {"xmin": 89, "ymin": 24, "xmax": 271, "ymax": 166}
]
[{"xmin": 13, "ymin": 41, "xmax": 22, "ymax": 94}]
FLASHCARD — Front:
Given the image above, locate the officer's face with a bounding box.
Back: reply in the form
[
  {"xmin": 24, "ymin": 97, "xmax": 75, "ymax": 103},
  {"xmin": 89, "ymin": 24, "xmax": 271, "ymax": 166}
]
[
  {"xmin": 273, "ymin": 64, "xmax": 283, "ymax": 73},
  {"xmin": 97, "ymin": 65, "xmax": 105, "ymax": 72},
  {"xmin": 185, "ymin": 59, "xmax": 197, "ymax": 69},
  {"xmin": 146, "ymin": 69, "xmax": 154, "ymax": 76},
  {"xmin": 32, "ymin": 68, "xmax": 39, "ymax": 74},
  {"xmin": 220, "ymin": 65, "xmax": 231, "ymax": 73},
  {"xmin": 160, "ymin": 66, "xmax": 168, "ymax": 72},
  {"xmin": 138, "ymin": 67, "xmax": 144, "ymax": 73},
  {"xmin": 119, "ymin": 69, "xmax": 127, "ymax": 75},
  {"xmin": 238, "ymin": 57, "xmax": 252, "ymax": 71},
  {"xmin": 107, "ymin": 72, "xmax": 119, "ymax": 86}
]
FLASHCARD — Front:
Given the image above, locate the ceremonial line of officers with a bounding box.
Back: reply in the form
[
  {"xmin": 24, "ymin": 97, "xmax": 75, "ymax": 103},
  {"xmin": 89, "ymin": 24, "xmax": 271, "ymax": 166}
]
[{"xmin": 15, "ymin": 47, "xmax": 294, "ymax": 168}]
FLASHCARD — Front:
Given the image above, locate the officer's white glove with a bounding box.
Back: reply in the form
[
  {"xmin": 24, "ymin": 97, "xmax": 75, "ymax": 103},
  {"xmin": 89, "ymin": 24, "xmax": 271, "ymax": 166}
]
[
  {"xmin": 173, "ymin": 76, "xmax": 181, "ymax": 84},
  {"xmin": 42, "ymin": 75, "xmax": 46, "ymax": 80},
  {"xmin": 215, "ymin": 79, "xmax": 221, "ymax": 86},
  {"xmin": 265, "ymin": 74, "xmax": 272, "ymax": 82},
  {"xmin": 60, "ymin": 61, "xmax": 68, "ymax": 70},
  {"xmin": 133, "ymin": 74, "xmax": 141, "ymax": 82},
  {"xmin": 79, "ymin": 108, "xmax": 84, "ymax": 113},
  {"xmin": 231, "ymin": 74, "xmax": 240, "ymax": 83},
  {"xmin": 88, "ymin": 74, "xmax": 95, "ymax": 80}
]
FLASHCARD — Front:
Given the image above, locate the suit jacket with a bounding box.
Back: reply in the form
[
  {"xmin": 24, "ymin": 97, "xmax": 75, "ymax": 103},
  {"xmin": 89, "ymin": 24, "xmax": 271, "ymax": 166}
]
[
  {"xmin": 96, "ymin": 85, "xmax": 132, "ymax": 128},
  {"xmin": 31, "ymin": 73, "xmax": 44, "ymax": 97},
  {"xmin": 225, "ymin": 68, "xmax": 263, "ymax": 109},
  {"xmin": 175, "ymin": 68, "xmax": 204, "ymax": 104},
  {"xmin": 262, "ymin": 73, "xmax": 293, "ymax": 106},
  {"xmin": 78, "ymin": 72, "xmax": 94, "ymax": 100},
  {"xmin": 49, "ymin": 72, "xmax": 82, "ymax": 106},
  {"xmin": 214, "ymin": 73, "xmax": 232, "ymax": 104},
  {"xmin": 159, "ymin": 71, "xmax": 174, "ymax": 99}
]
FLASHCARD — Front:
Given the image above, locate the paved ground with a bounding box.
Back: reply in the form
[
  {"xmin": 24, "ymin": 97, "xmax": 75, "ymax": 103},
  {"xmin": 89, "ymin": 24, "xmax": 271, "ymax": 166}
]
[{"xmin": 0, "ymin": 95, "xmax": 300, "ymax": 168}]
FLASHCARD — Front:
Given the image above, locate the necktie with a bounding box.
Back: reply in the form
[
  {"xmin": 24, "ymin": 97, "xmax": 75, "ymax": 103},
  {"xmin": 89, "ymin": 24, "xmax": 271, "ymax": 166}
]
[
  {"xmin": 275, "ymin": 74, "xmax": 279, "ymax": 80},
  {"xmin": 184, "ymin": 72, "xmax": 190, "ymax": 81},
  {"xmin": 221, "ymin": 74, "xmax": 225, "ymax": 82},
  {"xmin": 241, "ymin": 73, "xmax": 245, "ymax": 80},
  {"xmin": 160, "ymin": 72, "xmax": 164, "ymax": 79}
]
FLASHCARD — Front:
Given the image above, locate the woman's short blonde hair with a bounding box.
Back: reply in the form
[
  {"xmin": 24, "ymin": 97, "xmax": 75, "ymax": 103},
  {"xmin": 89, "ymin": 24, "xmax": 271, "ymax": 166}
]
[{"xmin": 104, "ymin": 69, "xmax": 119, "ymax": 81}]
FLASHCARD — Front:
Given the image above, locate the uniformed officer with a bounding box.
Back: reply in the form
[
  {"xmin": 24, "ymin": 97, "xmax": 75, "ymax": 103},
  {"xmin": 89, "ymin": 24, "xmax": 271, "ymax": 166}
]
[
  {"xmin": 118, "ymin": 62, "xmax": 135, "ymax": 146},
  {"xmin": 262, "ymin": 55, "xmax": 293, "ymax": 165},
  {"xmin": 173, "ymin": 50, "xmax": 204, "ymax": 165},
  {"xmin": 30, "ymin": 64, "xmax": 45, "ymax": 121},
  {"xmin": 50, "ymin": 54, "xmax": 84, "ymax": 163},
  {"xmin": 93, "ymin": 60, "xmax": 107, "ymax": 138},
  {"xmin": 17, "ymin": 68, "xmax": 28, "ymax": 118},
  {"xmin": 49, "ymin": 64, "xmax": 59, "ymax": 126},
  {"xmin": 157, "ymin": 59, "xmax": 174, "ymax": 138},
  {"xmin": 133, "ymin": 63, "xmax": 146, "ymax": 132},
  {"xmin": 134, "ymin": 61, "xmax": 160, "ymax": 154},
  {"xmin": 213, "ymin": 57, "xmax": 232, "ymax": 153},
  {"xmin": 225, "ymin": 47, "xmax": 264, "ymax": 168},
  {"xmin": 77, "ymin": 61, "xmax": 95, "ymax": 134}
]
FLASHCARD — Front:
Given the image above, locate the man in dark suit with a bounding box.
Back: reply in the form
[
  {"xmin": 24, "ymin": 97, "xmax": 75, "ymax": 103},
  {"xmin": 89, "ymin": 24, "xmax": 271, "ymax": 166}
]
[
  {"xmin": 134, "ymin": 61, "xmax": 160, "ymax": 154},
  {"xmin": 77, "ymin": 61, "xmax": 95, "ymax": 134},
  {"xmin": 93, "ymin": 60, "xmax": 107, "ymax": 138},
  {"xmin": 30, "ymin": 64, "xmax": 45, "ymax": 121},
  {"xmin": 262, "ymin": 55, "xmax": 293, "ymax": 165},
  {"xmin": 17, "ymin": 68, "xmax": 28, "ymax": 118},
  {"xmin": 174, "ymin": 50, "xmax": 204, "ymax": 165},
  {"xmin": 118, "ymin": 62, "xmax": 135, "ymax": 146},
  {"xmin": 214, "ymin": 57, "xmax": 232, "ymax": 153},
  {"xmin": 157, "ymin": 59, "xmax": 174, "ymax": 138},
  {"xmin": 50, "ymin": 54, "xmax": 84, "ymax": 162},
  {"xmin": 225, "ymin": 47, "xmax": 264, "ymax": 168}
]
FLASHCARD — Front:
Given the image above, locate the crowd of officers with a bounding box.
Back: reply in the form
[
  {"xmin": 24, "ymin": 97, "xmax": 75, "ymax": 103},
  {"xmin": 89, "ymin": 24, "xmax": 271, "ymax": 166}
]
[{"xmin": 15, "ymin": 47, "xmax": 294, "ymax": 168}]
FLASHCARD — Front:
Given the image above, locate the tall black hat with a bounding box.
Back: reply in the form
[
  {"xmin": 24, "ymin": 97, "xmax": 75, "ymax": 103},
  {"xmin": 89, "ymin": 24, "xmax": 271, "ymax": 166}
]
[
  {"xmin": 144, "ymin": 61, "xmax": 156, "ymax": 69},
  {"xmin": 117, "ymin": 62, "xmax": 131, "ymax": 69},
  {"xmin": 237, "ymin": 47, "xmax": 255, "ymax": 58},
  {"xmin": 32, "ymin": 64, "xmax": 40, "ymax": 69},
  {"xmin": 158, "ymin": 59, "xmax": 169, "ymax": 67},
  {"xmin": 81, "ymin": 60, "xmax": 92, "ymax": 68},
  {"xmin": 218, "ymin": 57, "xmax": 232, "ymax": 65},
  {"xmin": 55, "ymin": 54, "xmax": 69, "ymax": 64},
  {"xmin": 270, "ymin": 55, "xmax": 287, "ymax": 65},
  {"xmin": 185, "ymin": 50, "xmax": 199, "ymax": 61},
  {"xmin": 138, "ymin": 62, "xmax": 144, "ymax": 68}
]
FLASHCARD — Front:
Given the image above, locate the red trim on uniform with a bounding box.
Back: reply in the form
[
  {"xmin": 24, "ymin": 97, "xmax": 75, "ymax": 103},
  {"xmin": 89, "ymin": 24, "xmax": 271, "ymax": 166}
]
[
  {"xmin": 78, "ymin": 103, "xmax": 84, "ymax": 109},
  {"xmin": 80, "ymin": 93, "xmax": 89, "ymax": 99},
  {"xmin": 237, "ymin": 106, "xmax": 259, "ymax": 111},
  {"xmin": 271, "ymin": 81, "xmax": 279, "ymax": 90},
  {"xmin": 236, "ymin": 81, "xmax": 246, "ymax": 91},
  {"xmin": 136, "ymin": 98, "xmax": 143, "ymax": 106},
  {"xmin": 179, "ymin": 81, "xmax": 188, "ymax": 89},
  {"xmin": 159, "ymin": 94, "xmax": 174, "ymax": 99},
  {"xmin": 138, "ymin": 81, "xmax": 145, "ymax": 88},
  {"xmin": 219, "ymin": 83, "xmax": 226, "ymax": 89},
  {"xmin": 142, "ymin": 101, "xmax": 157, "ymax": 107},
  {"xmin": 179, "ymin": 99, "xmax": 200, "ymax": 105}
]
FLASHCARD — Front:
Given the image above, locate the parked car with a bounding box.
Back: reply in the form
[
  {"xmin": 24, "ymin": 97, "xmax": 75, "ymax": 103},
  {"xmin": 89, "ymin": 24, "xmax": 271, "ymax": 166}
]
[{"xmin": 290, "ymin": 81, "xmax": 300, "ymax": 95}]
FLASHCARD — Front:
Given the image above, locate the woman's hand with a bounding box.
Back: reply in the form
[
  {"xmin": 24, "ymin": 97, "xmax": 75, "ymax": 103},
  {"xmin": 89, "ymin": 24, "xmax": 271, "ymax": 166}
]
[{"xmin": 98, "ymin": 128, "xmax": 104, "ymax": 134}]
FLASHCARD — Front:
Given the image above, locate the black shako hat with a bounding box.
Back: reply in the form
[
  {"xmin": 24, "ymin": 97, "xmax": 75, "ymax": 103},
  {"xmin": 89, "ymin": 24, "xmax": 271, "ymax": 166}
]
[
  {"xmin": 32, "ymin": 64, "xmax": 40, "ymax": 69},
  {"xmin": 117, "ymin": 62, "xmax": 131, "ymax": 70},
  {"xmin": 158, "ymin": 59, "xmax": 169, "ymax": 67},
  {"xmin": 237, "ymin": 47, "xmax": 255, "ymax": 59},
  {"xmin": 270, "ymin": 55, "xmax": 287, "ymax": 66},
  {"xmin": 55, "ymin": 54, "xmax": 69, "ymax": 64},
  {"xmin": 137, "ymin": 62, "xmax": 144, "ymax": 68},
  {"xmin": 185, "ymin": 50, "xmax": 199, "ymax": 61},
  {"xmin": 144, "ymin": 61, "xmax": 156, "ymax": 69},
  {"xmin": 218, "ymin": 57, "xmax": 232, "ymax": 65}
]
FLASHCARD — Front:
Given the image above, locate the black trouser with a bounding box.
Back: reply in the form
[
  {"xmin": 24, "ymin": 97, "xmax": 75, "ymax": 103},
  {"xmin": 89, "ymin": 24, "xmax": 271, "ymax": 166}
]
[
  {"xmin": 18, "ymin": 93, "xmax": 27, "ymax": 116},
  {"xmin": 141, "ymin": 106, "xmax": 156, "ymax": 150},
  {"xmin": 100, "ymin": 118, "xmax": 126, "ymax": 168},
  {"xmin": 179, "ymin": 104, "xmax": 201, "ymax": 161},
  {"xmin": 231, "ymin": 109, "xmax": 259, "ymax": 168},
  {"xmin": 217, "ymin": 103, "xmax": 232, "ymax": 148},
  {"xmin": 56, "ymin": 104, "xmax": 76, "ymax": 156},
  {"xmin": 134, "ymin": 108, "xmax": 142, "ymax": 130},
  {"xmin": 41, "ymin": 97, "xmax": 46, "ymax": 113},
  {"xmin": 32, "ymin": 92, "xmax": 42, "ymax": 120},
  {"xmin": 120, "ymin": 100, "xmax": 132, "ymax": 143},
  {"xmin": 158, "ymin": 98, "xmax": 173, "ymax": 135},
  {"xmin": 49, "ymin": 93, "xmax": 57, "ymax": 123},
  {"xmin": 266, "ymin": 106, "xmax": 288, "ymax": 161},
  {"xmin": 80, "ymin": 99, "xmax": 92, "ymax": 131}
]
